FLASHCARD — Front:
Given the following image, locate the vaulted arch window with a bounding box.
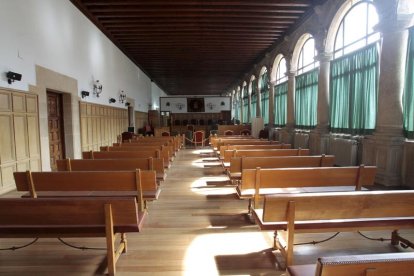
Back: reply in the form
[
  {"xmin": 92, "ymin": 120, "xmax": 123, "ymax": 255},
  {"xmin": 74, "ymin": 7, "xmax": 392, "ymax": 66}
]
[
  {"xmin": 259, "ymin": 69, "xmax": 270, "ymax": 124},
  {"xmin": 295, "ymin": 37, "xmax": 318, "ymax": 129},
  {"xmin": 274, "ymin": 57, "xmax": 288, "ymax": 127},
  {"xmin": 330, "ymin": 0, "xmax": 379, "ymax": 135}
]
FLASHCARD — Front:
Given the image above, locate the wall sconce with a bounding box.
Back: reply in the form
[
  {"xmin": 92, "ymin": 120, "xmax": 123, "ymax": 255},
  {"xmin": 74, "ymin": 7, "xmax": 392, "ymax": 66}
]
[
  {"xmin": 6, "ymin": 71, "xmax": 22, "ymax": 84},
  {"xmin": 125, "ymin": 102, "xmax": 130, "ymax": 107},
  {"xmin": 206, "ymin": 102, "xmax": 215, "ymax": 110},
  {"xmin": 119, "ymin": 90, "xmax": 126, "ymax": 104},
  {"xmin": 166, "ymin": 102, "xmax": 170, "ymax": 107},
  {"xmin": 221, "ymin": 101, "xmax": 225, "ymax": 106},
  {"xmin": 175, "ymin": 103, "xmax": 185, "ymax": 110},
  {"xmin": 81, "ymin": 91, "xmax": 90, "ymax": 99},
  {"xmin": 109, "ymin": 98, "xmax": 116, "ymax": 104},
  {"xmin": 93, "ymin": 80, "xmax": 103, "ymax": 97}
]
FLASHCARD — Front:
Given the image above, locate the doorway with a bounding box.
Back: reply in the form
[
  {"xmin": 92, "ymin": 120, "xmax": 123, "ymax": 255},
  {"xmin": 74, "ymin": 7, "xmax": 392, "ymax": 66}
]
[{"xmin": 47, "ymin": 91, "xmax": 65, "ymax": 170}]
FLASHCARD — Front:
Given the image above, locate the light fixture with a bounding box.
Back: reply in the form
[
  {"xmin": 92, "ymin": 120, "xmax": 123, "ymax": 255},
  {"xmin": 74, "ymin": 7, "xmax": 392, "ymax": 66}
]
[
  {"xmin": 206, "ymin": 102, "xmax": 215, "ymax": 110},
  {"xmin": 119, "ymin": 90, "xmax": 126, "ymax": 104},
  {"xmin": 109, "ymin": 98, "xmax": 116, "ymax": 104},
  {"xmin": 81, "ymin": 90, "xmax": 90, "ymax": 99},
  {"xmin": 221, "ymin": 101, "xmax": 225, "ymax": 106},
  {"xmin": 6, "ymin": 71, "xmax": 22, "ymax": 85},
  {"xmin": 93, "ymin": 80, "xmax": 103, "ymax": 97},
  {"xmin": 175, "ymin": 103, "xmax": 185, "ymax": 110},
  {"xmin": 166, "ymin": 102, "xmax": 170, "ymax": 106},
  {"xmin": 125, "ymin": 102, "xmax": 130, "ymax": 107}
]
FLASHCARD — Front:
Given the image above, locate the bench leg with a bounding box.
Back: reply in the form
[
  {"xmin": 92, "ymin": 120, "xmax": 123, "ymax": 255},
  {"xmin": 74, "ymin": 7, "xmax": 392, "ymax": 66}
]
[
  {"xmin": 105, "ymin": 204, "xmax": 116, "ymax": 276},
  {"xmin": 121, "ymin": 233, "xmax": 127, "ymax": 254}
]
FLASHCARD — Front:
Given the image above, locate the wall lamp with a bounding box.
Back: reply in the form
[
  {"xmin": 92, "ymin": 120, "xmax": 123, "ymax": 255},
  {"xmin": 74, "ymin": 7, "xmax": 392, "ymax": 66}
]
[
  {"xmin": 81, "ymin": 90, "xmax": 90, "ymax": 99},
  {"xmin": 109, "ymin": 98, "xmax": 116, "ymax": 104},
  {"xmin": 6, "ymin": 71, "xmax": 22, "ymax": 84},
  {"xmin": 119, "ymin": 90, "xmax": 126, "ymax": 104},
  {"xmin": 93, "ymin": 80, "xmax": 103, "ymax": 97}
]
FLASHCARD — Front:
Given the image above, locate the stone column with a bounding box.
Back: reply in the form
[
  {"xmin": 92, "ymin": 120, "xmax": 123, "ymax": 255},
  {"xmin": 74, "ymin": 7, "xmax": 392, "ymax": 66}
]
[
  {"xmin": 256, "ymin": 80, "xmax": 261, "ymax": 117},
  {"xmin": 309, "ymin": 51, "xmax": 332, "ymax": 154},
  {"xmin": 279, "ymin": 68, "xmax": 296, "ymax": 144},
  {"xmin": 247, "ymin": 92, "xmax": 252, "ymax": 122},
  {"xmin": 362, "ymin": 0, "xmax": 413, "ymax": 186},
  {"xmin": 240, "ymin": 96, "xmax": 244, "ymax": 123},
  {"xmin": 268, "ymin": 81, "xmax": 275, "ymax": 127}
]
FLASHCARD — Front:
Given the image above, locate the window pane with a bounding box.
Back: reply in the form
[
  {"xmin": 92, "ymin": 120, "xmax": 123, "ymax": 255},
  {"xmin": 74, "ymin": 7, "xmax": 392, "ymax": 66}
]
[{"xmin": 344, "ymin": 3, "xmax": 367, "ymax": 47}]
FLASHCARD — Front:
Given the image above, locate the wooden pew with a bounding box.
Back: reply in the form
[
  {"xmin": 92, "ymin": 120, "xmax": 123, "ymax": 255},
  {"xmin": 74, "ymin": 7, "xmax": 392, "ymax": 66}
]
[
  {"xmin": 82, "ymin": 151, "xmax": 169, "ymax": 168},
  {"xmin": 239, "ymin": 165, "xmax": 376, "ymax": 212},
  {"xmin": 219, "ymin": 144, "xmax": 289, "ymax": 159},
  {"xmin": 121, "ymin": 139, "xmax": 178, "ymax": 157},
  {"xmin": 101, "ymin": 145, "xmax": 172, "ymax": 167},
  {"xmin": 56, "ymin": 158, "xmax": 166, "ymax": 183},
  {"xmin": 14, "ymin": 169, "xmax": 160, "ymax": 204},
  {"xmin": 229, "ymin": 155, "xmax": 335, "ymax": 182},
  {"xmin": 287, "ymin": 252, "xmax": 414, "ymax": 276},
  {"xmin": 0, "ymin": 197, "xmax": 145, "ymax": 276},
  {"xmin": 223, "ymin": 148, "xmax": 310, "ymax": 168},
  {"xmin": 252, "ymin": 190, "xmax": 414, "ymax": 267}
]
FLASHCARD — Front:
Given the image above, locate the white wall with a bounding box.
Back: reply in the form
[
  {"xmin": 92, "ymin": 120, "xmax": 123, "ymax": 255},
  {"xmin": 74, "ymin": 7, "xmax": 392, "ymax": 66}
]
[
  {"xmin": 151, "ymin": 82, "xmax": 167, "ymax": 110},
  {"xmin": 0, "ymin": 0, "xmax": 165, "ymax": 112},
  {"xmin": 160, "ymin": 96, "xmax": 231, "ymax": 113}
]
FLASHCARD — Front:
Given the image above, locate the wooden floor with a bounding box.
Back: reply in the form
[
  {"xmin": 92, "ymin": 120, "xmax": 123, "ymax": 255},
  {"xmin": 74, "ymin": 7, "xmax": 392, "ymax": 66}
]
[{"xmin": 1, "ymin": 148, "xmax": 413, "ymax": 275}]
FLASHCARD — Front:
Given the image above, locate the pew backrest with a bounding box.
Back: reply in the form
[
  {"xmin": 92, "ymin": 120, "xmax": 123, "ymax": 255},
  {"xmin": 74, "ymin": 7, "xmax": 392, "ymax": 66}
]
[
  {"xmin": 220, "ymin": 144, "xmax": 288, "ymax": 158},
  {"xmin": 83, "ymin": 150, "xmax": 160, "ymax": 159},
  {"xmin": 224, "ymin": 148, "xmax": 310, "ymax": 163}
]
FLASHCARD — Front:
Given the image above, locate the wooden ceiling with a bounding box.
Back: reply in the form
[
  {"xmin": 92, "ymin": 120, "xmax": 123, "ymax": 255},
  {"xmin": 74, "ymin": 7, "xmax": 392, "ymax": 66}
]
[{"xmin": 71, "ymin": 0, "xmax": 324, "ymax": 95}]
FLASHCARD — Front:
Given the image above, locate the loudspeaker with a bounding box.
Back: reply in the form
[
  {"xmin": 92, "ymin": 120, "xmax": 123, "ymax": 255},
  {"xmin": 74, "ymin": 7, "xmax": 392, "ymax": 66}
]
[{"xmin": 6, "ymin": 71, "xmax": 22, "ymax": 82}]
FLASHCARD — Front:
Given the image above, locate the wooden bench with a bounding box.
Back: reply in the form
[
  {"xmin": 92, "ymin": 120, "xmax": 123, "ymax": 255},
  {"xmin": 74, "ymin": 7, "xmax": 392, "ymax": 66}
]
[
  {"xmin": 101, "ymin": 145, "xmax": 172, "ymax": 167},
  {"xmin": 229, "ymin": 155, "xmax": 335, "ymax": 182},
  {"xmin": 0, "ymin": 197, "xmax": 145, "ymax": 276},
  {"xmin": 252, "ymin": 190, "xmax": 414, "ymax": 267},
  {"xmin": 219, "ymin": 144, "xmax": 289, "ymax": 160},
  {"xmin": 287, "ymin": 252, "xmax": 414, "ymax": 276},
  {"xmin": 14, "ymin": 169, "xmax": 159, "ymax": 204},
  {"xmin": 239, "ymin": 165, "xmax": 376, "ymax": 212},
  {"xmin": 82, "ymin": 150, "xmax": 169, "ymax": 167},
  {"xmin": 223, "ymin": 148, "xmax": 310, "ymax": 167},
  {"xmin": 56, "ymin": 158, "xmax": 166, "ymax": 182}
]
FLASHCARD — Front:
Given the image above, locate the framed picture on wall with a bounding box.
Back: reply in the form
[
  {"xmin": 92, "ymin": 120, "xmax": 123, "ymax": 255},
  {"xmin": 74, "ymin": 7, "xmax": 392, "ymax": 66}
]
[{"xmin": 187, "ymin": 98, "xmax": 205, "ymax": 112}]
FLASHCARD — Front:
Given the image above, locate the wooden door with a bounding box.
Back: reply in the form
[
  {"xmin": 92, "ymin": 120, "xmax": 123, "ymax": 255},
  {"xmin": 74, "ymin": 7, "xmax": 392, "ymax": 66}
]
[{"xmin": 47, "ymin": 91, "xmax": 65, "ymax": 171}]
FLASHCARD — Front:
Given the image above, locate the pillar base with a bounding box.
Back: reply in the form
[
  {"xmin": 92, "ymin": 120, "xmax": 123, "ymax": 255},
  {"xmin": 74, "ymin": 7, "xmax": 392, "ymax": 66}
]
[
  {"xmin": 309, "ymin": 128, "xmax": 330, "ymax": 155},
  {"xmin": 362, "ymin": 133, "xmax": 405, "ymax": 186}
]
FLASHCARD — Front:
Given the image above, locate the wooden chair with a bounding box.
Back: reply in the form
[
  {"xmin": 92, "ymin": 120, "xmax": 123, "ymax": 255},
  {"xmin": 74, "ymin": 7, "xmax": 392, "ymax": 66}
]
[
  {"xmin": 240, "ymin": 129, "xmax": 251, "ymax": 135},
  {"xmin": 161, "ymin": 131, "xmax": 170, "ymax": 136},
  {"xmin": 224, "ymin": 130, "xmax": 234, "ymax": 135},
  {"xmin": 193, "ymin": 130, "xmax": 205, "ymax": 148}
]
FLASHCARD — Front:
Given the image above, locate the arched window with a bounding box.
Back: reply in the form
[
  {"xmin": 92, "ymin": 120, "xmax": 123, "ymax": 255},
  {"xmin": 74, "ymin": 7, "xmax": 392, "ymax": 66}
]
[
  {"xmin": 404, "ymin": 27, "xmax": 414, "ymax": 138},
  {"xmin": 274, "ymin": 57, "xmax": 288, "ymax": 127},
  {"xmin": 334, "ymin": 1, "xmax": 380, "ymax": 59},
  {"xmin": 295, "ymin": 36, "xmax": 318, "ymax": 129},
  {"xmin": 259, "ymin": 69, "xmax": 269, "ymax": 124},
  {"xmin": 330, "ymin": 0, "xmax": 379, "ymax": 135}
]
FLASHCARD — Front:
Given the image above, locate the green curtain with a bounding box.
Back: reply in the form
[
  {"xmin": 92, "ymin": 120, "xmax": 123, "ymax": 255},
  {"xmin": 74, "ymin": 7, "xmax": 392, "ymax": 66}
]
[
  {"xmin": 250, "ymin": 79, "xmax": 258, "ymax": 122},
  {"xmin": 404, "ymin": 28, "xmax": 414, "ymax": 138},
  {"xmin": 295, "ymin": 69, "xmax": 318, "ymax": 129},
  {"xmin": 260, "ymin": 72, "xmax": 269, "ymax": 124},
  {"xmin": 274, "ymin": 81, "xmax": 288, "ymax": 127},
  {"xmin": 330, "ymin": 43, "xmax": 379, "ymax": 135}
]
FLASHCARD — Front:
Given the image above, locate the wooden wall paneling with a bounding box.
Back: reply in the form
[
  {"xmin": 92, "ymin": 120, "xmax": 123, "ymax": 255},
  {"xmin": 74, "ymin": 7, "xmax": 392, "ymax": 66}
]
[
  {"xmin": 12, "ymin": 93, "xmax": 26, "ymax": 112},
  {"xmin": 13, "ymin": 114, "xmax": 29, "ymax": 161},
  {"xmin": 0, "ymin": 91, "xmax": 12, "ymax": 112},
  {"xmin": 0, "ymin": 114, "xmax": 16, "ymax": 163}
]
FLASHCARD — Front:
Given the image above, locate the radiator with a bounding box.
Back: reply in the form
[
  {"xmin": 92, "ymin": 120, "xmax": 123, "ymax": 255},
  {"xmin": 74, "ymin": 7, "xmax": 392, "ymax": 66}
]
[
  {"xmin": 294, "ymin": 133, "xmax": 309, "ymax": 149},
  {"xmin": 328, "ymin": 136, "xmax": 358, "ymax": 166}
]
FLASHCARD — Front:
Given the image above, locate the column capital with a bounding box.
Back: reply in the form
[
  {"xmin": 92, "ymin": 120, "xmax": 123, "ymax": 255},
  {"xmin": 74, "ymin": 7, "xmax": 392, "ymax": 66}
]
[
  {"xmin": 374, "ymin": 0, "xmax": 414, "ymax": 33},
  {"xmin": 315, "ymin": 51, "xmax": 333, "ymax": 63},
  {"xmin": 287, "ymin": 71, "xmax": 296, "ymax": 78}
]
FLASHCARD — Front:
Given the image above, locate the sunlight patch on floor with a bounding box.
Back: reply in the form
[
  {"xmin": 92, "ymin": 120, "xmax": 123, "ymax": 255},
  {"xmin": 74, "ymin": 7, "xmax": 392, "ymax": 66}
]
[
  {"xmin": 190, "ymin": 176, "xmax": 234, "ymax": 195},
  {"xmin": 183, "ymin": 232, "xmax": 271, "ymax": 276}
]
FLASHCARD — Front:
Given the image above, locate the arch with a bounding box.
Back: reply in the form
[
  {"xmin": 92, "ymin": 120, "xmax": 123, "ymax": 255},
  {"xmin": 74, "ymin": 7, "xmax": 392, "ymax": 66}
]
[
  {"xmin": 291, "ymin": 33, "xmax": 313, "ymax": 72},
  {"xmin": 326, "ymin": 0, "xmax": 367, "ymax": 54},
  {"xmin": 271, "ymin": 54, "xmax": 285, "ymax": 82}
]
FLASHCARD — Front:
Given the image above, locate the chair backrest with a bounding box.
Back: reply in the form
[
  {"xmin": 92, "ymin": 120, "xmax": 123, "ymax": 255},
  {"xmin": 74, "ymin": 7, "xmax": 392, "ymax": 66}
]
[
  {"xmin": 161, "ymin": 131, "xmax": 170, "ymax": 136},
  {"xmin": 224, "ymin": 130, "xmax": 234, "ymax": 135},
  {"xmin": 194, "ymin": 131, "xmax": 205, "ymax": 142}
]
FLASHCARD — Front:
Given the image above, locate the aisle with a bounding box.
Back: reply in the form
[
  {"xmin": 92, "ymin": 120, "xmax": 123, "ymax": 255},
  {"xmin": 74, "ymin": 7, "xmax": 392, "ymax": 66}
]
[{"xmin": 121, "ymin": 148, "xmax": 282, "ymax": 275}]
